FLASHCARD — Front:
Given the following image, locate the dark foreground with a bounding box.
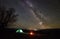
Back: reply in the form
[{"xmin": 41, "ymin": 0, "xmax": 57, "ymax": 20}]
[{"xmin": 0, "ymin": 28, "xmax": 60, "ymax": 39}]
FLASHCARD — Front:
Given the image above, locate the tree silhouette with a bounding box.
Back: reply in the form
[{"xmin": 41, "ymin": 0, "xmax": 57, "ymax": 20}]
[{"xmin": 0, "ymin": 7, "xmax": 18, "ymax": 29}]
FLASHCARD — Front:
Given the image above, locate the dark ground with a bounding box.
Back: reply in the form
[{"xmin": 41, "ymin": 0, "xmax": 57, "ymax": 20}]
[{"xmin": 0, "ymin": 28, "xmax": 60, "ymax": 39}]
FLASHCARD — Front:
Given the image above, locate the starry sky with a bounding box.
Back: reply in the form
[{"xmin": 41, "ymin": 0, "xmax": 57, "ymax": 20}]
[{"xmin": 0, "ymin": 0, "xmax": 60, "ymax": 30}]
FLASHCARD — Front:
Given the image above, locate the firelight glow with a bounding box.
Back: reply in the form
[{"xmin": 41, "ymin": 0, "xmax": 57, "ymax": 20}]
[{"xmin": 29, "ymin": 32, "xmax": 34, "ymax": 35}]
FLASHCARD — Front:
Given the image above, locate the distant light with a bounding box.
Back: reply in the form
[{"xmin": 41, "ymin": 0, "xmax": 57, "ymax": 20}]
[
  {"xmin": 39, "ymin": 22, "xmax": 43, "ymax": 25},
  {"xmin": 16, "ymin": 29, "xmax": 23, "ymax": 33},
  {"xmin": 34, "ymin": 29, "xmax": 37, "ymax": 31}
]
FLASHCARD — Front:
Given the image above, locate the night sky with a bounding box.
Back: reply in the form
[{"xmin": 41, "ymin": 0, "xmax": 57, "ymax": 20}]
[{"xmin": 0, "ymin": 0, "xmax": 60, "ymax": 30}]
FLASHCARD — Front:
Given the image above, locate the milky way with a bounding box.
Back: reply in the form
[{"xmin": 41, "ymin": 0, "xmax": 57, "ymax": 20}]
[{"xmin": 1, "ymin": 0, "xmax": 60, "ymax": 29}]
